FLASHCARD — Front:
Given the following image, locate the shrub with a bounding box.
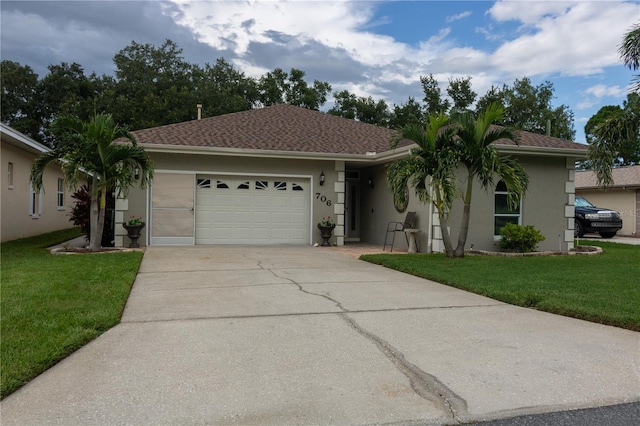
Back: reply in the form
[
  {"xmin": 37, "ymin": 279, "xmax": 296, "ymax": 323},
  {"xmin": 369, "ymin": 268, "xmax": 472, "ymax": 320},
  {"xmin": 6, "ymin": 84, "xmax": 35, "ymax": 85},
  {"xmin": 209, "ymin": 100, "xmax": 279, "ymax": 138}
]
[
  {"xmin": 69, "ymin": 184, "xmax": 91, "ymax": 240},
  {"xmin": 499, "ymin": 223, "xmax": 546, "ymax": 253}
]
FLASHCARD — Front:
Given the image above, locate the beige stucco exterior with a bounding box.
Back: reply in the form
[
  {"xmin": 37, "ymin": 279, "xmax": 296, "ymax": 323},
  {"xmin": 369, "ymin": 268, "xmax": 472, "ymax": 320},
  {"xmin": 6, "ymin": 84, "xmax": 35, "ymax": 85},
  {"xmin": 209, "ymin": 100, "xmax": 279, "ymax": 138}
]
[
  {"xmin": 1, "ymin": 125, "xmax": 77, "ymax": 242},
  {"xmin": 357, "ymin": 155, "xmax": 578, "ymax": 253},
  {"xmin": 119, "ymin": 152, "xmax": 347, "ymax": 247},
  {"xmin": 119, "ymin": 147, "xmax": 582, "ymax": 254}
]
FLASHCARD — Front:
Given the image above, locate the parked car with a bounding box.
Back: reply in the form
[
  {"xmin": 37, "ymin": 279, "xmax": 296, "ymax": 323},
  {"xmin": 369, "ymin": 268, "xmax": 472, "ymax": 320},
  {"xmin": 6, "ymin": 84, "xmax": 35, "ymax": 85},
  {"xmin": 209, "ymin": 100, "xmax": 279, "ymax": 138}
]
[{"xmin": 574, "ymin": 196, "xmax": 623, "ymax": 238}]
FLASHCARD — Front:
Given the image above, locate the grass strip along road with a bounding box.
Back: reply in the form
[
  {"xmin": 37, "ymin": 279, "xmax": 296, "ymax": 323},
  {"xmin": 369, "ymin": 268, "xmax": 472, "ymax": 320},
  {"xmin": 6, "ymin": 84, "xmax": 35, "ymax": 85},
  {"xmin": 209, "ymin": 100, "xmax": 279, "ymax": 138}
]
[{"xmin": 1, "ymin": 228, "xmax": 143, "ymax": 398}]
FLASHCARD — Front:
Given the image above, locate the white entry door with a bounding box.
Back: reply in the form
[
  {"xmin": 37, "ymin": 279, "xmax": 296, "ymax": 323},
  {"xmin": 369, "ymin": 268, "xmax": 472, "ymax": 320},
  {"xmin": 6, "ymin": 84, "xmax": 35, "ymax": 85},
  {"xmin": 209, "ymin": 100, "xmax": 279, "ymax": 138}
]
[{"xmin": 195, "ymin": 176, "xmax": 310, "ymax": 245}]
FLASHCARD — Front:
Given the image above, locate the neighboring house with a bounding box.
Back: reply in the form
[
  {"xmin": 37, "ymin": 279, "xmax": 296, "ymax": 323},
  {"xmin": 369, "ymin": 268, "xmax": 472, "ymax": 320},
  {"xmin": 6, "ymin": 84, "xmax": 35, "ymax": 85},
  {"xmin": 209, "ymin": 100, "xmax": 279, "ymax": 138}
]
[
  {"xmin": 117, "ymin": 104, "xmax": 588, "ymax": 252},
  {"xmin": 575, "ymin": 166, "xmax": 640, "ymax": 236},
  {"xmin": 1, "ymin": 123, "xmax": 76, "ymax": 242}
]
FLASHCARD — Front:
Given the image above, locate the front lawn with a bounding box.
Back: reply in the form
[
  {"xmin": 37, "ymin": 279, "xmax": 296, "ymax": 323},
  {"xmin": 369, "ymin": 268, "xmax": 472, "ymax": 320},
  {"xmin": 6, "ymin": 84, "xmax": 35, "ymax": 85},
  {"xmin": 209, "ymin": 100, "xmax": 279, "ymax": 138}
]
[
  {"xmin": 361, "ymin": 241, "xmax": 640, "ymax": 331},
  {"xmin": 1, "ymin": 228, "xmax": 144, "ymax": 398}
]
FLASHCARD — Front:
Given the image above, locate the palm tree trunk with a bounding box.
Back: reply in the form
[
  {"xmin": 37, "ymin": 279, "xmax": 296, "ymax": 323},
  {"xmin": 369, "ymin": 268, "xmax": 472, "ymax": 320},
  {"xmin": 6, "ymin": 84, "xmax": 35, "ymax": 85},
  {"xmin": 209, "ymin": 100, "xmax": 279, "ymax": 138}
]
[
  {"xmin": 438, "ymin": 213, "xmax": 455, "ymax": 257},
  {"xmin": 454, "ymin": 175, "xmax": 474, "ymax": 257},
  {"xmin": 94, "ymin": 185, "xmax": 108, "ymax": 251},
  {"xmin": 88, "ymin": 195, "xmax": 100, "ymax": 250}
]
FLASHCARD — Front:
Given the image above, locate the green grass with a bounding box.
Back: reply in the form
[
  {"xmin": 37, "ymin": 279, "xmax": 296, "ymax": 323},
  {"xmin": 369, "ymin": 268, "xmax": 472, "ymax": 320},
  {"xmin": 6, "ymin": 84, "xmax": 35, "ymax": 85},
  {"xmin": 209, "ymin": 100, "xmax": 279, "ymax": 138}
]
[
  {"xmin": 361, "ymin": 241, "xmax": 640, "ymax": 331},
  {"xmin": 1, "ymin": 228, "xmax": 144, "ymax": 399}
]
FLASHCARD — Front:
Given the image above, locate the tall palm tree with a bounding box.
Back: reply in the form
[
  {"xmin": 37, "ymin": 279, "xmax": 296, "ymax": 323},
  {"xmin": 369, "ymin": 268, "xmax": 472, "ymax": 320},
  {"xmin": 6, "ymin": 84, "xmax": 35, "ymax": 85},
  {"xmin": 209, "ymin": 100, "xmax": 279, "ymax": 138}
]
[
  {"xmin": 452, "ymin": 104, "xmax": 529, "ymax": 257},
  {"xmin": 387, "ymin": 113, "xmax": 460, "ymax": 255},
  {"xmin": 620, "ymin": 23, "xmax": 640, "ymax": 93},
  {"xmin": 31, "ymin": 113, "xmax": 153, "ymax": 250},
  {"xmin": 387, "ymin": 104, "xmax": 528, "ymax": 258},
  {"xmin": 587, "ymin": 22, "xmax": 640, "ymax": 186}
]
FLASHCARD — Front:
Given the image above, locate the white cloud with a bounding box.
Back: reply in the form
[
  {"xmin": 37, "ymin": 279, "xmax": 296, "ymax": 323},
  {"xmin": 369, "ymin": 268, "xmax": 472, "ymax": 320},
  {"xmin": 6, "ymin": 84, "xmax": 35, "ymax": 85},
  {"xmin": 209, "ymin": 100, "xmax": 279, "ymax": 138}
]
[
  {"xmin": 165, "ymin": 0, "xmax": 411, "ymax": 72},
  {"xmin": 488, "ymin": 2, "xmax": 640, "ymax": 78},
  {"xmin": 446, "ymin": 10, "xmax": 472, "ymax": 23},
  {"xmin": 489, "ymin": 1, "xmax": 575, "ymax": 25},
  {"xmin": 584, "ymin": 84, "xmax": 625, "ymax": 98}
]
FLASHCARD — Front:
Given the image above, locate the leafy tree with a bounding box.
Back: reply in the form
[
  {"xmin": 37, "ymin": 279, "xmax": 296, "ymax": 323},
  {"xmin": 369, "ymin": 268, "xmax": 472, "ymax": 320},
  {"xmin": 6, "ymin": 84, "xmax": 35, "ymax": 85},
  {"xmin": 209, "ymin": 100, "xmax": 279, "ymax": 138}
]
[
  {"xmin": 258, "ymin": 68, "xmax": 289, "ymax": 106},
  {"xmin": 0, "ymin": 60, "xmax": 41, "ymax": 140},
  {"xmin": 112, "ymin": 39, "xmax": 196, "ymax": 129},
  {"xmin": 387, "ymin": 104, "xmax": 528, "ymax": 258},
  {"xmin": 389, "ymin": 97, "xmax": 425, "ymax": 129},
  {"xmin": 447, "ymin": 76, "xmax": 476, "ymax": 113},
  {"xmin": 328, "ymin": 90, "xmax": 390, "ymax": 126},
  {"xmin": 193, "ymin": 58, "xmax": 259, "ymax": 117},
  {"xmin": 328, "ymin": 90, "xmax": 358, "ymax": 119},
  {"xmin": 31, "ymin": 114, "xmax": 154, "ymax": 250},
  {"xmin": 354, "ymin": 96, "xmax": 389, "ymax": 126},
  {"xmin": 620, "ymin": 23, "xmax": 640, "ymax": 92},
  {"xmin": 499, "ymin": 77, "xmax": 575, "ymax": 140},
  {"xmin": 587, "ymin": 93, "xmax": 640, "ymax": 185},
  {"xmin": 258, "ymin": 68, "xmax": 331, "ymax": 110},
  {"xmin": 38, "ymin": 62, "xmax": 95, "ymax": 145},
  {"xmin": 285, "ymin": 69, "xmax": 331, "ymax": 110},
  {"xmin": 475, "ymin": 85, "xmax": 505, "ymax": 117},
  {"xmin": 420, "ymin": 74, "xmax": 450, "ymax": 116}
]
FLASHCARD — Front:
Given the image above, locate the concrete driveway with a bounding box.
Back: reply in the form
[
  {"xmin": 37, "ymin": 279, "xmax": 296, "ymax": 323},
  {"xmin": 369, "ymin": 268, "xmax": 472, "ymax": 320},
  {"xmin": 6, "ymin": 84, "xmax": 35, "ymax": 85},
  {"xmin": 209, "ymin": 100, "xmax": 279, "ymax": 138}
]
[{"xmin": 2, "ymin": 246, "xmax": 639, "ymax": 425}]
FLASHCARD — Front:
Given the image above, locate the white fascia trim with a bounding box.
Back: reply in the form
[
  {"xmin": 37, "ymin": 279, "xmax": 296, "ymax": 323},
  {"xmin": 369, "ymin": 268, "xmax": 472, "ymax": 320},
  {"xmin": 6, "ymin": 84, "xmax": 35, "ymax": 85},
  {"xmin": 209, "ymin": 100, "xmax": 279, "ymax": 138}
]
[
  {"xmin": 1, "ymin": 123, "xmax": 49, "ymax": 154},
  {"xmin": 143, "ymin": 143, "xmax": 415, "ymax": 163},
  {"xmin": 495, "ymin": 144, "xmax": 588, "ymax": 158},
  {"xmin": 154, "ymin": 169, "xmax": 314, "ymax": 180},
  {"xmin": 143, "ymin": 142, "xmax": 586, "ymax": 162}
]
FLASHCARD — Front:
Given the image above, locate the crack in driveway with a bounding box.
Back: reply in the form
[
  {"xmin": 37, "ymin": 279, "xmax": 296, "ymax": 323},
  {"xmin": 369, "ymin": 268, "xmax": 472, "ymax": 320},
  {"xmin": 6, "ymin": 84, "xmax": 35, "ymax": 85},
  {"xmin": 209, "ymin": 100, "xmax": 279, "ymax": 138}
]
[{"xmin": 268, "ymin": 267, "xmax": 469, "ymax": 422}]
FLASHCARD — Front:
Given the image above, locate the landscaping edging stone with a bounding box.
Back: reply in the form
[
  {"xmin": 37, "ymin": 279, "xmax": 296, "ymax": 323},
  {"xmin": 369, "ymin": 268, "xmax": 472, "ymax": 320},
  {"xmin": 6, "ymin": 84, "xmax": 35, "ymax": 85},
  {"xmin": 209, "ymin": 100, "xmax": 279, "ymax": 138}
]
[
  {"xmin": 50, "ymin": 247, "xmax": 139, "ymax": 255},
  {"xmin": 465, "ymin": 245, "xmax": 602, "ymax": 257}
]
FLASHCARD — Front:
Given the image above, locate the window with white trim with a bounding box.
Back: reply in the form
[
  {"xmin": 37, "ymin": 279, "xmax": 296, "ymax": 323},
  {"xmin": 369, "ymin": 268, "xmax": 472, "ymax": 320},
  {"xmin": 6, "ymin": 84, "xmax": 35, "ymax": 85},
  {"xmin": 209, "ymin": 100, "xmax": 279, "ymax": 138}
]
[
  {"xmin": 29, "ymin": 183, "xmax": 42, "ymax": 216},
  {"xmin": 57, "ymin": 178, "xmax": 65, "ymax": 208},
  {"xmin": 494, "ymin": 180, "xmax": 521, "ymax": 236},
  {"xmin": 8, "ymin": 162, "xmax": 14, "ymax": 189}
]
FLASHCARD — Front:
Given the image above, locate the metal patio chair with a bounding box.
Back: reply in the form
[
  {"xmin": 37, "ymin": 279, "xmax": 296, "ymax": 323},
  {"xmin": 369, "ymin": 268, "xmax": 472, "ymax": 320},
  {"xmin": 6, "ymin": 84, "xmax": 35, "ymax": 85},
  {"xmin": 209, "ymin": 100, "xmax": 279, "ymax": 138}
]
[{"xmin": 383, "ymin": 211, "xmax": 417, "ymax": 252}]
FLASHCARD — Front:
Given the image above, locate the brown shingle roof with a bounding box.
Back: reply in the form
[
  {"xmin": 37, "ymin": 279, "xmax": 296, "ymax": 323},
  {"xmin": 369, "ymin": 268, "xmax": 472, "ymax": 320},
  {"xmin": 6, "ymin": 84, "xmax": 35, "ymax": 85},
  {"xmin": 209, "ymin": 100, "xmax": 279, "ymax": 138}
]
[
  {"xmin": 132, "ymin": 104, "xmax": 404, "ymax": 155},
  {"xmin": 576, "ymin": 165, "xmax": 640, "ymax": 188},
  {"xmin": 130, "ymin": 104, "xmax": 587, "ymax": 156}
]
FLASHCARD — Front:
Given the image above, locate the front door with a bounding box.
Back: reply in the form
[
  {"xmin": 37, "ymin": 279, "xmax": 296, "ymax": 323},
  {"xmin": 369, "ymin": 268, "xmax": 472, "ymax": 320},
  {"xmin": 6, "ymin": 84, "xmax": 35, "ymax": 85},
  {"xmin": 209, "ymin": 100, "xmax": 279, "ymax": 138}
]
[{"xmin": 345, "ymin": 173, "xmax": 360, "ymax": 241}]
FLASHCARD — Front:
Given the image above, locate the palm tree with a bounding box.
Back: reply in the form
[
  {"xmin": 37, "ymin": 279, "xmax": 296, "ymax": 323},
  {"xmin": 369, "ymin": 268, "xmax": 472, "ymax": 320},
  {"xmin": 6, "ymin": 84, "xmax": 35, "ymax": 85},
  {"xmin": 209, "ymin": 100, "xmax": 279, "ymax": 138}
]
[
  {"xmin": 31, "ymin": 113, "xmax": 153, "ymax": 250},
  {"xmin": 451, "ymin": 104, "xmax": 529, "ymax": 257},
  {"xmin": 587, "ymin": 25, "xmax": 640, "ymax": 186},
  {"xmin": 387, "ymin": 113, "xmax": 460, "ymax": 255},
  {"xmin": 387, "ymin": 104, "xmax": 528, "ymax": 258},
  {"xmin": 620, "ymin": 23, "xmax": 640, "ymax": 93}
]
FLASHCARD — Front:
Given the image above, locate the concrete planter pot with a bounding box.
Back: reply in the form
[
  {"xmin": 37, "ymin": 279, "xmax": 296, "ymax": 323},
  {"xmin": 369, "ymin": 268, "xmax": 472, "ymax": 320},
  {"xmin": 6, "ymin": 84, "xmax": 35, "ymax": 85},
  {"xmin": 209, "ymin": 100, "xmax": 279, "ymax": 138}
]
[{"xmin": 123, "ymin": 222, "xmax": 145, "ymax": 248}]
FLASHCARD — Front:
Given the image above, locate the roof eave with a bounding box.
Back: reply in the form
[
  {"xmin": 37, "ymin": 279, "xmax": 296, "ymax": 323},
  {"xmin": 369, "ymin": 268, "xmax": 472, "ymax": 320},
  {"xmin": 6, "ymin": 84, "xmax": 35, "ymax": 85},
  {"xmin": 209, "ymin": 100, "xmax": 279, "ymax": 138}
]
[
  {"xmin": 1, "ymin": 123, "xmax": 49, "ymax": 155},
  {"xmin": 141, "ymin": 143, "xmax": 413, "ymax": 163},
  {"xmin": 495, "ymin": 144, "xmax": 588, "ymax": 158}
]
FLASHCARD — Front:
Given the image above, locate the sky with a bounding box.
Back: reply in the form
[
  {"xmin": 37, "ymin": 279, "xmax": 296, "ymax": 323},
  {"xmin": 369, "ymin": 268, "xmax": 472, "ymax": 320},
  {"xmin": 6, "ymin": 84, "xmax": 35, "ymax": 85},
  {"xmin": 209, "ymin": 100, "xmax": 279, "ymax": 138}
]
[{"xmin": 1, "ymin": 0, "xmax": 639, "ymax": 143}]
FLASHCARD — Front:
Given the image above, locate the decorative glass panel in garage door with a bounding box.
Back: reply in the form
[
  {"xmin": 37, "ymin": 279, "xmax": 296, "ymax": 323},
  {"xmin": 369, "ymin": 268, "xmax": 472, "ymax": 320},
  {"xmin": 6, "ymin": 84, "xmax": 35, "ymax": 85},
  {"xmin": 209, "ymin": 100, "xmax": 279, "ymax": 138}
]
[
  {"xmin": 195, "ymin": 176, "xmax": 310, "ymax": 245},
  {"xmin": 150, "ymin": 173, "xmax": 194, "ymax": 245}
]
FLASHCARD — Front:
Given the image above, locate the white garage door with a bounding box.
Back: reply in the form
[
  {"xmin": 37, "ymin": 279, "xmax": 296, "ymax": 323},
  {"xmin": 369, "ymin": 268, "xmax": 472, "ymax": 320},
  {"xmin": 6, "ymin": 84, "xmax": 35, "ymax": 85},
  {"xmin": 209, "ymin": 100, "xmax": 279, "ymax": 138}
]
[{"xmin": 195, "ymin": 176, "xmax": 310, "ymax": 245}]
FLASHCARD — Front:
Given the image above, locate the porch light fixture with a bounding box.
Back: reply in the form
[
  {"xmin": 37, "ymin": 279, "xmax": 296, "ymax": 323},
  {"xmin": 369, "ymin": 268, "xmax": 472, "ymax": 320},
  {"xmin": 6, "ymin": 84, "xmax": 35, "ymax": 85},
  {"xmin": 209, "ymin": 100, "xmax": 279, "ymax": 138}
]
[
  {"xmin": 368, "ymin": 176, "xmax": 374, "ymax": 189},
  {"xmin": 134, "ymin": 167, "xmax": 140, "ymax": 180},
  {"xmin": 319, "ymin": 171, "xmax": 325, "ymax": 186}
]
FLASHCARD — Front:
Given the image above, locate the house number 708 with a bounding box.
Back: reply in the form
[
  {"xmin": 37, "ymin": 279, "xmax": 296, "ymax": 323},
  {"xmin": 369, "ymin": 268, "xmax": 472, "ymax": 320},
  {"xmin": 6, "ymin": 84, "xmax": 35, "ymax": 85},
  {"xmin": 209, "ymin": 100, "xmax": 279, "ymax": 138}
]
[{"xmin": 315, "ymin": 193, "xmax": 332, "ymax": 206}]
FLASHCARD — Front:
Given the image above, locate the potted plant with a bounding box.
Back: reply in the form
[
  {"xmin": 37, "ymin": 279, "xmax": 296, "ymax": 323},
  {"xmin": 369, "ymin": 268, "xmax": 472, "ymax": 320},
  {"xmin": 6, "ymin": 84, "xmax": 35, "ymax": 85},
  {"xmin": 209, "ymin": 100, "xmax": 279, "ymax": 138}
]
[
  {"xmin": 317, "ymin": 216, "xmax": 336, "ymax": 246},
  {"xmin": 122, "ymin": 215, "xmax": 145, "ymax": 248}
]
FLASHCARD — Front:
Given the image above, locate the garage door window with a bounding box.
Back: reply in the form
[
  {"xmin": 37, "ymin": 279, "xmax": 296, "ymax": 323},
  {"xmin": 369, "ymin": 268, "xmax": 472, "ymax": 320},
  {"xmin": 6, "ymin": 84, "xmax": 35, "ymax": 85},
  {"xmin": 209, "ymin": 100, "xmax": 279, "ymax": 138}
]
[
  {"xmin": 217, "ymin": 181, "xmax": 229, "ymax": 189},
  {"xmin": 292, "ymin": 183, "xmax": 304, "ymax": 191},
  {"xmin": 238, "ymin": 181, "xmax": 249, "ymax": 189},
  {"xmin": 197, "ymin": 179, "xmax": 211, "ymax": 188},
  {"xmin": 275, "ymin": 181, "xmax": 286, "ymax": 191}
]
